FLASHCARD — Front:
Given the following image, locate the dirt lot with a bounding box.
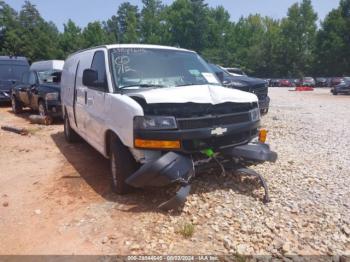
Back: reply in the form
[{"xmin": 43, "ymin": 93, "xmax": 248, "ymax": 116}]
[{"xmin": 0, "ymin": 88, "xmax": 349, "ymax": 256}]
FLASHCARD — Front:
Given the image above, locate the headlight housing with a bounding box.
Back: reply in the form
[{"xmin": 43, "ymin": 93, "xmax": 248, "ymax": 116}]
[
  {"xmin": 250, "ymin": 108, "xmax": 261, "ymax": 122},
  {"xmin": 45, "ymin": 92, "xmax": 59, "ymax": 101},
  {"xmin": 134, "ymin": 116, "xmax": 177, "ymax": 130}
]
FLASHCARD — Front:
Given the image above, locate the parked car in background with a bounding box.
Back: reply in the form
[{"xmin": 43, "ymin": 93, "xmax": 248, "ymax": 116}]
[
  {"xmin": 61, "ymin": 45, "xmax": 277, "ymax": 208},
  {"xmin": 279, "ymin": 79, "xmax": 293, "ymax": 87},
  {"xmin": 330, "ymin": 77, "xmax": 343, "ymax": 87},
  {"xmin": 209, "ymin": 64, "xmax": 270, "ymax": 114},
  {"xmin": 331, "ymin": 77, "xmax": 350, "ymax": 95},
  {"xmin": 224, "ymin": 67, "xmax": 247, "ymax": 76},
  {"xmin": 0, "ymin": 56, "xmax": 30, "ymax": 103},
  {"xmin": 315, "ymin": 77, "xmax": 328, "ymax": 87},
  {"xmin": 11, "ymin": 60, "xmax": 64, "ymax": 121},
  {"xmin": 299, "ymin": 77, "xmax": 315, "ymax": 87},
  {"xmin": 269, "ymin": 79, "xmax": 281, "ymax": 87}
]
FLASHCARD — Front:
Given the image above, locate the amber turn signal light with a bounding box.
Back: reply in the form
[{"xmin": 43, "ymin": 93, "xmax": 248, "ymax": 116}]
[
  {"xmin": 259, "ymin": 129, "xmax": 268, "ymax": 143},
  {"xmin": 135, "ymin": 139, "xmax": 181, "ymax": 149}
]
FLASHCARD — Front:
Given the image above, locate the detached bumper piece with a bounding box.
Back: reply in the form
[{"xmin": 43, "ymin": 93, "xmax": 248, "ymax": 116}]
[
  {"xmin": 221, "ymin": 142, "xmax": 277, "ymax": 203},
  {"xmin": 221, "ymin": 142, "xmax": 277, "ymax": 163},
  {"xmin": 126, "ymin": 152, "xmax": 194, "ymax": 211},
  {"xmin": 126, "ymin": 144, "xmax": 277, "ymax": 210}
]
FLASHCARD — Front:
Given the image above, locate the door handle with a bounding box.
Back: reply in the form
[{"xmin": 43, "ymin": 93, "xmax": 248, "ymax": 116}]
[
  {"xmin": 84, "ymin": 91, "xmax": 87, "ymax": 104},
  {"xmin": 87, "ymin": 97, "xmax": 94, "ymax": 106}
]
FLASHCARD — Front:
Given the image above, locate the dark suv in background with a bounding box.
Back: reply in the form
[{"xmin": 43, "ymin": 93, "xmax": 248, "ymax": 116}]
[
  {"xmin": 11, "ymin": 62, "xmax": 63, "ymax": 121},
  {"xmin": 210, "ymin": 64, "xmax": 270, "ymax": 114},
  {"xmin": 0, "ymin": 56, "xmax": 30, "ymax": 103}
]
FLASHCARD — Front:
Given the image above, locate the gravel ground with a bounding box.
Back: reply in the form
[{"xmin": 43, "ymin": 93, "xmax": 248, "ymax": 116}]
[
  {"xmin": 123, "ymin": 88, "xmax": 350, "ymax": 257},
  {"xmin": 1, "ymin": 88, "xmax": 349, "ymax": 257}
]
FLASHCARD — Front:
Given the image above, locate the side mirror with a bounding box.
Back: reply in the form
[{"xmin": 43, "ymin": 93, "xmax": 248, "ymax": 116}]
[
  {"xmin": 83, "ymin": 69, "xmax": 98, "ymax": 87},
  {"xmin": 215, "ymin": 72, "xmax": 224, "ymax": 83},
  {"xmin": 83, "ymin": 69, "xmax": 107, "ymax": 90}
]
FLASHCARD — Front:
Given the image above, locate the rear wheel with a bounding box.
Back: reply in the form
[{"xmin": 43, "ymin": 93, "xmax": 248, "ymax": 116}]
[
  {"xmin": 109, "ymin": 134, "xmax": 138, "ymax": 194},
  {"xmin": 333, "ymin": 90, "xmax": 338, "ymax": 95},
  {"xmin": 64, "ymin": 113, "xmax": 80, "ymax": 143},
  {"xmin": 11, "ymin": 96, "xmax": 22, "ymax": 114}
]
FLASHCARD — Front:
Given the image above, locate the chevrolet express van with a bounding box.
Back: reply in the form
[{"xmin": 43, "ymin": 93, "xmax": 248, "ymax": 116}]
[{"xmin": 61, "ymin": 45, "xmax": 277, "ymax": 209}]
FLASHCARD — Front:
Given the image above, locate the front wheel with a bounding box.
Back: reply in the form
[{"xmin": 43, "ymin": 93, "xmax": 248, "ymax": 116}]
[
  {"xmin": 38, "ymin": 100, "xmax": 53, "ymax": 125},
  {"xmin": 11, "ymin": 96, "xmax": 22, "ymax": 114},
  {"xmin": 109, "ymin": 135, "xmax": 138, "ymax": 194}
]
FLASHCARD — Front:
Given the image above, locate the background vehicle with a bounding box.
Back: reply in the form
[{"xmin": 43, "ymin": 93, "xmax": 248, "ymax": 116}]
[
  {"xmin": 269, "ymin": 79, "xmax": 281, "ymax": 87},
  {"xmin": 224, "ymin": 67, "xmax": 247, "ymax": 76},
  {"xmin": 330, "ymin": 77, "xmax": 343, "ymax": 87},
  {"xmin": 61, "ymin": 45, "xmax": 277, "ymax": 208},
  {"xmin": 11, "ymin": 60, "xmax": 64, "ymax": 120},
  {"xmin": 209, "ymin": 64, "xmax": 270, "ymax": 114},
  {"xmin": 315, "ymin": 77, "xmax": 328, "ymax": 87},
  {"xmin": 331, "ymin": 77, "xmax": 350, "ymax": 95},
  {"xmin": 0, "ymin": 56, "xmax": 29, "ymax": 103},
  {"xmin": 279, "ymin": 79, "xmax": 293, "ymax": 87},
  {"xmin": 299, "ymin": 77, "xmax": 315, "ymax": 87}
]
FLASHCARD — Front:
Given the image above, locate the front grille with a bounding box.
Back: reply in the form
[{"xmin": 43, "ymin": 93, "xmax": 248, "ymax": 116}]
[
  {"xmin": 250, "ymin": 84, "xmax": 267, "ymax": 100},
  {"xmin": 177, "ymin": 112, "xmax": 251, "ymax": 130},
  {"xmin": 141, "ymin": 102, "xmax": 257, "ymax": 118},
  {"xmin": 182, "ymin": 130, "xmax": 257, "ymax": 151}
]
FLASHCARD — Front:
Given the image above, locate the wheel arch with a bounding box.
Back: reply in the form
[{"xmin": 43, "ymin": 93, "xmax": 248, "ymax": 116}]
[{"xmin": 104, "ymin": 129, "xmax": 128, "ymax": 158}]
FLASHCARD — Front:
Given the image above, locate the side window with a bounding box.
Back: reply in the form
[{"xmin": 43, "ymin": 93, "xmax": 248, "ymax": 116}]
[
  {"xmin": 28, "ymin": 72, "xmax": 37, "ymax": 85},
  {"xmin": 90, "ymin": 51, "xmax": 107, "ymax": 90}
]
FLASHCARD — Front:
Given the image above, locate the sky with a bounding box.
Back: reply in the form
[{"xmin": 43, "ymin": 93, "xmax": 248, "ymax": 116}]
[{"xmin": 9, "ymin": 0, "xmax": 341, "ymax": 31}]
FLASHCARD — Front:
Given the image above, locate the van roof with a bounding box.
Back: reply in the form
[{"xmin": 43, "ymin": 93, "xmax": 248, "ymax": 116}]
[
  {"xmin": 30, "ymin": 60, "xmax": 65, "ymax": 71},
  {"xmin": 0, "ymin": 56, "xmax": 29, "ymax": 65},
  {"xmin": 69, "ymin": 44, "xmax": 195, "ymax": 57}
]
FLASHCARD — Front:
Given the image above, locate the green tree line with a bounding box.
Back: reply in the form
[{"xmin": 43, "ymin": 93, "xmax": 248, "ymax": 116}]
[{"xmin": 0, "ymin": 0, "xmax": 349, "ymax": 77}]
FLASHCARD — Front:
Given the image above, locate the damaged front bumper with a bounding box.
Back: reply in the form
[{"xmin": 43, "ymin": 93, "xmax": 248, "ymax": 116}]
[
  {"xmin": 126, "ymin": 152, "xmax": 194, "ymax": 210},
  {"xmin": 126, "ymin": 143, "xmax": 277, "ymax": 210}
]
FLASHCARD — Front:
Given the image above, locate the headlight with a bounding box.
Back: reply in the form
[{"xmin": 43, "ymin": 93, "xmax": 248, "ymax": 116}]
[
  {"xmin": 230, "ymin": 81, "xmax": 247, "ymax": 88},
  {"xmin": 134, "ymin": 116, "xmax": 177, "ymax": 130},
  {"xmin": 250, "ymin": 108, "xmax": 261, "ymax": 122},
  {"xmin": 45, "ymin": 92, "xmax": 59, "ymax": 101}
]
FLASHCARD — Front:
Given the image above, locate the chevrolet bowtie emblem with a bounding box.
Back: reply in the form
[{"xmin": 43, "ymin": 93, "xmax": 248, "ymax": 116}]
[{"xmin": 211, "ymin": 127, "xmax": 228, "ymax": 136}]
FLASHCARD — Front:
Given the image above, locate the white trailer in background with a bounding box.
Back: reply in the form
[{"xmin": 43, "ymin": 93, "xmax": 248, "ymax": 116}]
[{"xmin": 30, "ymin": 60, "xmax": 65, "ymax": 71}]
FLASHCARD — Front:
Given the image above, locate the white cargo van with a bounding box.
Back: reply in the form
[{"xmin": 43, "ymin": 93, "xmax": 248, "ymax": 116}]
[{"xmin": 61, "ymin": 44, "xmax": 277, "ymax": 209}]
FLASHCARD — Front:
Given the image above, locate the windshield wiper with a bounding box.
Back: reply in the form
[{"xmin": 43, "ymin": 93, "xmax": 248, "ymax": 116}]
[
  {"xmin": 120, "ymin": 84, "xmax": 166, "ymax": 89},
  {"xmin": 176, "ymin": 83, "xmax": 198, "ymax": 87}
]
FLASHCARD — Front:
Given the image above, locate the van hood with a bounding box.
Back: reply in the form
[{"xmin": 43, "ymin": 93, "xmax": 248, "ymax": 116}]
[{"xmin": 127, "ymin": 84, "xmax": 258, "ymax": 105}]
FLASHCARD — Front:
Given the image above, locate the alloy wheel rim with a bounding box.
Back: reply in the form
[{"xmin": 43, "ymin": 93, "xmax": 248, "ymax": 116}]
[
  {"xmin": 111, "ymin": 153, "xmax": 118, "ymax": 186},
  {"xmin": 11, "ymin": 98, "xmax": 15, "ymax": 112},
  {"xmin": 39, "ymin": 104, "xmax": 45, "ymax": 116}
]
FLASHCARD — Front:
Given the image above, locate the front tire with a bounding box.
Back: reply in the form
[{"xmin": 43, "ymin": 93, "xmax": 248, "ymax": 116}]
[
  {"xmin": 109, "ymin": 135, "xmax": 137, "ymax": 194},
  {"xmin": 64, "ymin": 113, "xmax": 80, "ymax": 143},
  {"xmin": 11, "ymin": 96, "xmax": 22, "ymax": 114},
  {"xmin": 38, "ymin": 100, "xmax": 53, "ymax": 125}
]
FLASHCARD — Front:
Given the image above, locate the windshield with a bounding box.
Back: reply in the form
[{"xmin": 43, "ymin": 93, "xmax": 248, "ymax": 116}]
[
  {"xmin": 37, "ymin": 70, "xmax": 62, "ymax": 84},
  {"xmin": 227, "ymin": 68, "xmax": 246, "ymax": 76},
  {"xmin": 0, "ymin": 65, "xmax": 29, "ymax": 81},
  {"xmin": 110, "ymin": 48, "xmax": 219, "ymax": 89}
]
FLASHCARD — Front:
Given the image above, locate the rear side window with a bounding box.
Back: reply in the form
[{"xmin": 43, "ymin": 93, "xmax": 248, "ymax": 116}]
[
  {"xmin": 28, "ymin": 72, "xmax": 37, "ymax": 85},
  {"xmin": 90, "ymin": 51, "xmax": 107, "ymax": 90}
]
